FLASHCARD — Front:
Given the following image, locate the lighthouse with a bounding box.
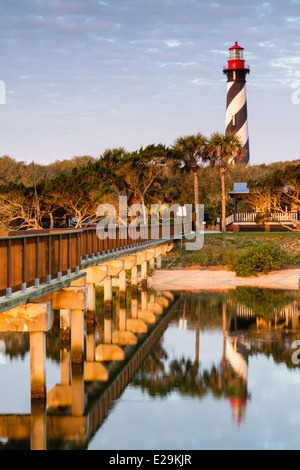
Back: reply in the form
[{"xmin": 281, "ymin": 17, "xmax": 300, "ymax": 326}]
[{"xmin": 223, "ymin": 41, "xmax": 250, "ymax": 164}]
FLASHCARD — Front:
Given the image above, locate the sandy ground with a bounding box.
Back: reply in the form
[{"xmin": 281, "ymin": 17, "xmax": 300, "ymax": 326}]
[{"xmin": 149, "ymin": 268, "xmax": 300, "ymax": 291}]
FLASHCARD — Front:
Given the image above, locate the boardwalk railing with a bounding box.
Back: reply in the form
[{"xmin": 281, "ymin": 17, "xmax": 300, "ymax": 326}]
[
  {"xmin": 225, "ymin": 211, "xmax": 299, "ymax": 226},
  {"xmin": 225, "ymin": 214, "xmax": 235, "ymax": 226},
  {"xmin": 0, "ymin": 222, "xmax": 189, "ymax": 298}
]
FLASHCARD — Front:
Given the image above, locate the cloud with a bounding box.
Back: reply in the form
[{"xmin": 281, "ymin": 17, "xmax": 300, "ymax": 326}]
[
  {"xmin": 165, "ymin": 40, "xmax": 181, "ymax": 48},
  {"xmin": 286, "ymin": 16, "xmax": 300, "ymax": 22},
  {"xmin": 0, "ymin": 0, "xmax": 299, "ymax": 164},
  {"xmin": 259, "ymin": 41, "xmax": 275, "ymax": 48}
]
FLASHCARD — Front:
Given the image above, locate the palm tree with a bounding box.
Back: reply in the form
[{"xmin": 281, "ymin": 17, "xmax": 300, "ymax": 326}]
[
  {"xmin": 206, "ymin": 133, "xmax": 246, "ymax": 233},
  {"xmin": 172, "ymin": 133, "xmax": 207, "ymax": 224}
]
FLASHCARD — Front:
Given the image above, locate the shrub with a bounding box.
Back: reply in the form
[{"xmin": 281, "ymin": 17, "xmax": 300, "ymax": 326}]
[{"xmin": 226, "ymin": 243, "xmax": 292, "ymax": 277}]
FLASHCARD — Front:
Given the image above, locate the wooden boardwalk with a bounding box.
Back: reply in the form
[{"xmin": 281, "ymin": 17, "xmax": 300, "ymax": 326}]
[{"xmin": 0, "ymin": 223, "xmax": 185, "ymax": 312}]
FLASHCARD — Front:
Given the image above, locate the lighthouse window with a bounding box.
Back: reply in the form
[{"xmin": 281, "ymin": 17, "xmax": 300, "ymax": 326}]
[{"xmin": 232, "ymin": 114, "xmax": 236, "ymax": 126}]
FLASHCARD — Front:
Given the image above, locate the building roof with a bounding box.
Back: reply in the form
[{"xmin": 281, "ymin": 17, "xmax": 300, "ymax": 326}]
[{"xmin": 229, "ymin": 41, "xmax": 244, "ymax": 50}]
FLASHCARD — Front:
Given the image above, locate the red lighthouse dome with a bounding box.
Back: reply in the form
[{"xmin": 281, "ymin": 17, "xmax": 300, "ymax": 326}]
[{"xmin": 226, "ymin": 41, "xmax": 246, "ymax": 70}]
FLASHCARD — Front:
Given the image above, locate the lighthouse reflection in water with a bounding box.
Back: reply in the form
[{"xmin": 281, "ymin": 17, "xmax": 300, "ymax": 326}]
[{"xmin": 99, "ymin": 288, "xmax": 300, "ymax": 450}]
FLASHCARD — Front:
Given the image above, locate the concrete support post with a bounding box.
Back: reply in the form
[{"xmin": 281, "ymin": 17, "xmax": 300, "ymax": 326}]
[
  {"xmin": 60, "ymin": 348, "xmax": 70, "ymax": 386},
  {"xmin": 71, "ymin": 309, "xmax": 84, "ymax": 364},
  {"xmin": 30, "ymin": 403, "xmax": 46, "ymax": 451},
  {"xmin": 142, "ymin": 290, "xmax": 148, "ymax": 311},
  {"xmin": 86, "ymin": 330, "xmax": 95, "ymax": 363},
  {"xmin": 131, "ymin": 297, "xmax": 138, "ymax": 319},
  {"xmin": 156, "ymin": 255, "xmax": 162, "ymax": 269},
  {"xmin": 104, "ymin": 317, "xmax": 112, "ymax": 344},
  {"xmin": 119, "ymin": 305, "xmax": 126, "ymax": 331},
  {"xmin": 131, "ymin": 265, "xmax": 138, "ymax": 291},
  {"xmin": 71, "ymin": 365, "xmax": 85, "ymax": 417},
  {"xmin": 86, "ymin": 283, "xmax": 95, "ymax": 316},
  {"xmin": 141, "ymin": 261, "xmax": 147, "ymax": 289},
  {"xmin": 119, "ymin": 269, "xmax": 127, "ymax": 296},
  {"xmin": 60, "ymin": 309, "xmax": 70, "ymax": 341},
  {"xmin": 104, "ymin": 275, "xmax": 112, "ymax": 312},
  {"xmin": 30, "ymin": 332, "xmax": 46, "ymax": 401}
]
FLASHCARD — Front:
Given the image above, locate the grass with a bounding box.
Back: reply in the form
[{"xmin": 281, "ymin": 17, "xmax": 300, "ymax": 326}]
[{"xmin": 162, "ymin": 232, "xmax": 300, "ymax": 270}]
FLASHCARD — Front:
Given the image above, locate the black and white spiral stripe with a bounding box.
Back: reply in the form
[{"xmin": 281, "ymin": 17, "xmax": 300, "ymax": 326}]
[{"xmin": 225, "ymin": 80, "xmax": 249, "ymax": 164}]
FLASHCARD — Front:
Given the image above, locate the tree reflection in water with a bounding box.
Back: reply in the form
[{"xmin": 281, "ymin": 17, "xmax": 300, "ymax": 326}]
[
  {"xmin": 0, "ymin": 286, "xmax": 299, "ymax": 448},
  {"xmin": 132, "ymin": 288, "xmax": 300, "ymax": 426}
]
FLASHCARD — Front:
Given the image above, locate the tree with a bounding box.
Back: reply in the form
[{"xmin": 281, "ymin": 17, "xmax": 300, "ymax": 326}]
[
  {"xmin": 116, "ymin": 144, "xmax": 173, "ymax": 223},
  {"xmin": 0, "ymin": 183, "xmax": 43, "ymax": 230},
  {"xmin": 44, "ymin": 165, "xmax": 114, "ymax": 227},
  {"xmin": 172, "ymin": 133, "xmax": 207, "ymax": 215},
  {"xmin": 206, "ymin": 133, "xmax": 246, "ymax": 233},
  {"xmin": 245, "ymin": 164, "xmax": 300, "ymax": 231},
  {"xmin": 268, "ymin": 164, "xmax": 300, "ymax": 215},
  {"xmin": 92, "ymin": 147, "xmax": 129, "ymax": 191},
  {"xmin": 244, "ymin": 179, "xmax": 276, "ymax": 219},
  {"xmin": 0, "ymin": 156, "xmax": 26, "ymax": 185}
]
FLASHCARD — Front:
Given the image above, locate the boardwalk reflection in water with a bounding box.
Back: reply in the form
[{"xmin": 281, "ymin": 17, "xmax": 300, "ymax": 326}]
[
  {"xmin": 0, "ymin": 279, "xmax": 180, "ymax": 450},
  {"xmin": 1, "ymin": 286, "xmax": 300, "ymax": 450}
]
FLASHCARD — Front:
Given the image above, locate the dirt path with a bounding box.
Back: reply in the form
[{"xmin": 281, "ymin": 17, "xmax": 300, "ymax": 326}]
[{"xmin": 149, "ymin": 268, "xmax": 300, "ymax": 291}]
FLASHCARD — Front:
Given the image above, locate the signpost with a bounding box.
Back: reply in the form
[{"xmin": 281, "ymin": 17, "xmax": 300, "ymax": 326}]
[{"xmin": 176, "ymin": 206, "xmax": 187, "ymax": 251}]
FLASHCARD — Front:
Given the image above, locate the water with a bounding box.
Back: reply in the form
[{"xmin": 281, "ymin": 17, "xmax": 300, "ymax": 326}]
[{"xmin": 0, "ymin": 286, "xmax": 300, "ymax": 450}]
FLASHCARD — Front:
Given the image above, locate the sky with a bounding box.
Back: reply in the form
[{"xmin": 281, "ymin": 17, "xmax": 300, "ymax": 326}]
[{"xmin": 0, "ymin": 0, "xmax": 300, "ymax": 166}]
